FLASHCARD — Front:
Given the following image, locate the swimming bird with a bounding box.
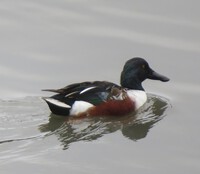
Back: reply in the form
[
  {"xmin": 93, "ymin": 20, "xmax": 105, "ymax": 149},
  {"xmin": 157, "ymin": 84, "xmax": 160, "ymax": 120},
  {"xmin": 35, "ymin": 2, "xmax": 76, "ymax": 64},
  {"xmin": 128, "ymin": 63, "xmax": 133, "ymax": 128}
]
[{"xmin": 43, "ymin": 57, "xmax": 169, "ymax": 117}]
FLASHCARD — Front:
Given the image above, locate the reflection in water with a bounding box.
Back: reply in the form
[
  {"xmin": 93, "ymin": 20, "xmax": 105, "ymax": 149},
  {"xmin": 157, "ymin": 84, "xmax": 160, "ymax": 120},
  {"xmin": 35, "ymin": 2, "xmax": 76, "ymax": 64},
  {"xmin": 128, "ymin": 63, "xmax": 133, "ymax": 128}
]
[{"xmin": 39, "ymin": 94, "xmax": 170, "ymax": 150}]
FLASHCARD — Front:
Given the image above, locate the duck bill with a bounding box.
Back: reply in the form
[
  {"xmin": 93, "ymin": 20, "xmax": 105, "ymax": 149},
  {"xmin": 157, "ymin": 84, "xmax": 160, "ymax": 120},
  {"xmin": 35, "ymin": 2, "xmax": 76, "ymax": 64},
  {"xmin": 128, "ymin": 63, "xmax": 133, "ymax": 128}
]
[{"xmin": 148, "ymin": 69, "xmax": 170, "ymax": 82}]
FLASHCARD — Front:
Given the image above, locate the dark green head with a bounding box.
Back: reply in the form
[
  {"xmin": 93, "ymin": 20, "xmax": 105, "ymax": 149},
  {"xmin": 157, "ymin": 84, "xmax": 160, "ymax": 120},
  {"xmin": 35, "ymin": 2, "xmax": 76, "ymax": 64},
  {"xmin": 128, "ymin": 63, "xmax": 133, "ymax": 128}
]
[{"xmin": 120, "ymin": 57, "xmax": 170, "ymax": 90}]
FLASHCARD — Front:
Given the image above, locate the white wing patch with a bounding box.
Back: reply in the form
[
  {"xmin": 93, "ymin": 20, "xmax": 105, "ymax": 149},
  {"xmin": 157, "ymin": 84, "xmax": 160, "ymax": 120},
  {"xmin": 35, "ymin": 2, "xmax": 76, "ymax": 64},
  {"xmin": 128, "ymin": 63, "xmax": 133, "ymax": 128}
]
[
  {"xmin": 80, "ymin": 86, "xmax": 97, "ymax": 94},
  {"xmin": 44, "ymin": 98, "xmax": 71, "ymax": 108},
  {"xmin": 65, "ymin": 91, "xmax": 79, "ymax": 98}
]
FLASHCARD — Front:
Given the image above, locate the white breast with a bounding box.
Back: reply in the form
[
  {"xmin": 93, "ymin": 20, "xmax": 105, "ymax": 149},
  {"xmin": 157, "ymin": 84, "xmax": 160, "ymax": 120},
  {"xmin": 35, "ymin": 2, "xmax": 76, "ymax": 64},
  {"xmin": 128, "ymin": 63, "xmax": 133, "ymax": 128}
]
[{"xmin": 127, "ymin": 90, "xmax": 147, "ymax": 110}]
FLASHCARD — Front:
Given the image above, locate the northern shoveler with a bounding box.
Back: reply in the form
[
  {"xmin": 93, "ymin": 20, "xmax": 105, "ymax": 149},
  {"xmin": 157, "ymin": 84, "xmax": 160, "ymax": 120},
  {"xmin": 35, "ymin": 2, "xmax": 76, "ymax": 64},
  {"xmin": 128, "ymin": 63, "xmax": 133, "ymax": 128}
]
[{"xmin": 43, "ymin": 57, "xmax": 169, "ymax": 117}]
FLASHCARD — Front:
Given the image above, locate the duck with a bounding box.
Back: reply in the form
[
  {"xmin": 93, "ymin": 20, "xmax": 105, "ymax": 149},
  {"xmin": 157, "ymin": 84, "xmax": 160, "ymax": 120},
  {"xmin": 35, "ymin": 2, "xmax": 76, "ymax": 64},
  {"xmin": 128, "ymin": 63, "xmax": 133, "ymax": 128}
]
[{"xmin": 43, "ymin": 57, "xmax": 169, "ymax": 117}]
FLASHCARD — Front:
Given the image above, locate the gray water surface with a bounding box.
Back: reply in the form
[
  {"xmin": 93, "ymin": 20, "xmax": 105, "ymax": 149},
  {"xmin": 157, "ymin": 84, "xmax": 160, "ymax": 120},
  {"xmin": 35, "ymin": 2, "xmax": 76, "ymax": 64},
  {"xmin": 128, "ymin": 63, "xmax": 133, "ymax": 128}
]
[
  {"xmin": 0, "ymin": 1, "xmax": 200, "ymax": 174},
  {"xmin": 0, "ymin": 95, "xmax": 171, "ymax": 173}
]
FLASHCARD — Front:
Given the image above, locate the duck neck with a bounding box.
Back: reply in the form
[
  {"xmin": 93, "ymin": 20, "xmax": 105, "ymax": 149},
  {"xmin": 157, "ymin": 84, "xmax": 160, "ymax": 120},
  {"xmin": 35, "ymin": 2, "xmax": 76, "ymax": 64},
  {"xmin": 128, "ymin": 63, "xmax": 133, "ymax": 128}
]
[{"xmin": 120, "ymin": 77, "xmax": 144, "ymax": 91}]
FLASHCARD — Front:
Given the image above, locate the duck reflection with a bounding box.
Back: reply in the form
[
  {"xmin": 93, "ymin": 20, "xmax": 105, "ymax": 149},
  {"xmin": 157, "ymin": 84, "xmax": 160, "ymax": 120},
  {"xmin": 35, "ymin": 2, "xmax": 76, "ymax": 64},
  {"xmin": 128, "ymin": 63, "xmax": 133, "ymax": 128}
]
[{"xmin": 39, "ymin": 94, "xmax": 170, "ymax": 150}]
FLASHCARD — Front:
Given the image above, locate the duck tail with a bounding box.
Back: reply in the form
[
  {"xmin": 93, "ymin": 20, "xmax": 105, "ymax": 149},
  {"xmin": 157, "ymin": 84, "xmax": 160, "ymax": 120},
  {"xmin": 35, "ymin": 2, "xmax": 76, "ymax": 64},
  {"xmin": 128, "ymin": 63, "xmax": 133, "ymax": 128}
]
[
  {"xmin": 42, "ymin": 97, "xmax": 71, "ymax": 116},
  {"xmin": 42, "ymin": 89, "xmax": 60, "ymax": 93}
]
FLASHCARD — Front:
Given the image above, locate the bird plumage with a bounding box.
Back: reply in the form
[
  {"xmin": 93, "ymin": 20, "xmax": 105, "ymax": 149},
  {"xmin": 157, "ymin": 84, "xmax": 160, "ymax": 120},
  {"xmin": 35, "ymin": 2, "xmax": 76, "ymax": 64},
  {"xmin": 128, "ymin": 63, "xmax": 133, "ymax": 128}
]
[{"xmin": 43, "ymin": 57, "xmax": 169, "ymax": 116}]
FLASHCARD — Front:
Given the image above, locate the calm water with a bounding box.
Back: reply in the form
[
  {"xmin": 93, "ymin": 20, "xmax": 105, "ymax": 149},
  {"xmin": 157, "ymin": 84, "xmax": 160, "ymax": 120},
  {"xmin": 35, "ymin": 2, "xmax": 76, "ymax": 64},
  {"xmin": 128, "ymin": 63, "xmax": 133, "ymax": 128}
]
[{"xmin": 0, "ymin": 1, "xmax": 200, "ymax": 174}]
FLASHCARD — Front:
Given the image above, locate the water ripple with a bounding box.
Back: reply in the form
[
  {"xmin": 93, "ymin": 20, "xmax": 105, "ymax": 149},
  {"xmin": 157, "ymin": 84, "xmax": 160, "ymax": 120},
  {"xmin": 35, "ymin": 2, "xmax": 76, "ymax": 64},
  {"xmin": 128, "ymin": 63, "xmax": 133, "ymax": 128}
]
[
  {"xmin": 39, "ymin": 94, "xmax": 171, "ymax": 149},
  {"xmin": 0, "ymin": 94, "xmax": 171, "ymax": 162}
]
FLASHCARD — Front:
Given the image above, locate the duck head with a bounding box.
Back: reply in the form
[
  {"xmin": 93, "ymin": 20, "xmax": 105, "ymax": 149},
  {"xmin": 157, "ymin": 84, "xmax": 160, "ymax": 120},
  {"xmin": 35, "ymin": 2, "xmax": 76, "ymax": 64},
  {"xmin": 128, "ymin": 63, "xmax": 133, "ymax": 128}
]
[{"xmin": 120, "ymin": 57, "xmax": 170, "ymax": 90}]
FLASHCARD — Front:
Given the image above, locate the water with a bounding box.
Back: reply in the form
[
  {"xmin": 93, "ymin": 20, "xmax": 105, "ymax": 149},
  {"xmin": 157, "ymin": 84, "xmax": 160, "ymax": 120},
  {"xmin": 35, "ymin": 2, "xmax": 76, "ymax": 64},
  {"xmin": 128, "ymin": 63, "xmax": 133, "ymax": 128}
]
[{"xmin": 0, "ymin": 1, "xmax": 200, "ymax": 174}]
